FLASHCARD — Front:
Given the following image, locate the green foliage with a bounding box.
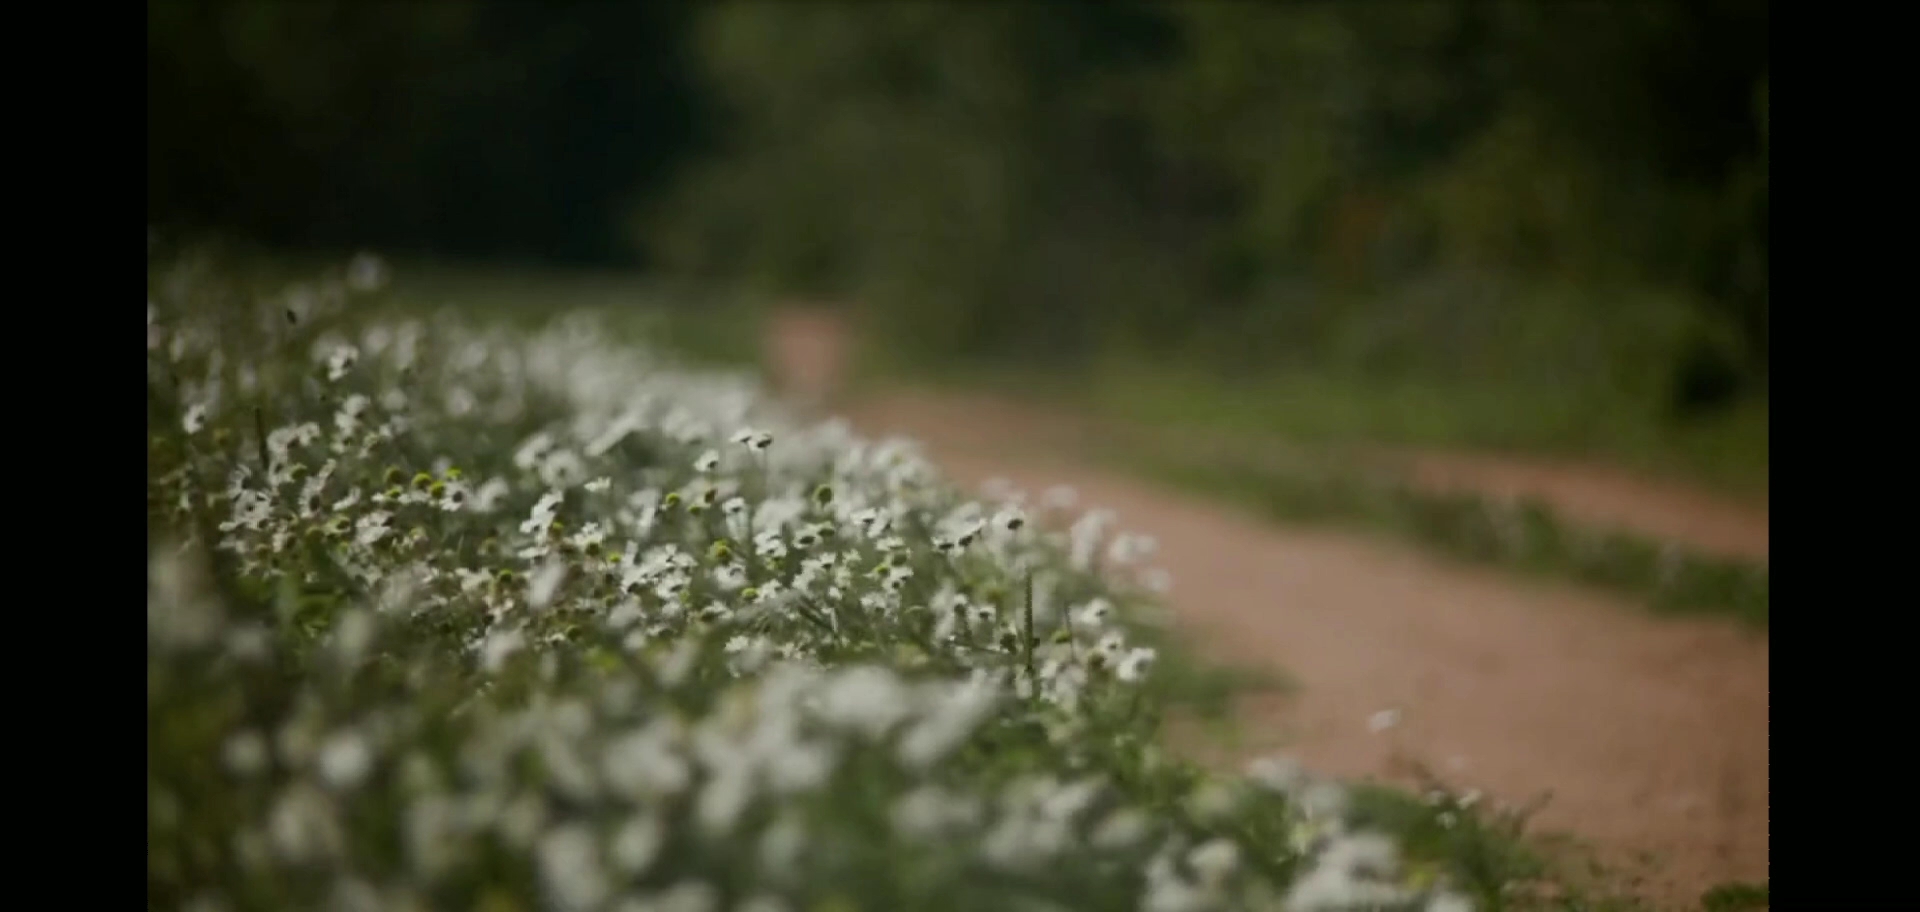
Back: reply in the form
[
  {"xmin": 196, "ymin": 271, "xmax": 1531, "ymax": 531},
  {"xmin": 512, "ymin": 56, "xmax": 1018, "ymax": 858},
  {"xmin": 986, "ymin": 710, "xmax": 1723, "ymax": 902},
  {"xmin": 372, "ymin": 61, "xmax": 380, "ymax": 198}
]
[
  {"xmin": 645, "ymin": 0, "xmax": 1768, "ymax": 420},
  {"xmin": 1699, "ymin": 881, "xmax": 1767, "ymax": 912},
  {"xmin": 149, "ymin": 1, "xmax": 1769, "ymax": 452},
  {"xmin": 1113, "ymin": 443, "xmax": 1767, "ymax": 629}
]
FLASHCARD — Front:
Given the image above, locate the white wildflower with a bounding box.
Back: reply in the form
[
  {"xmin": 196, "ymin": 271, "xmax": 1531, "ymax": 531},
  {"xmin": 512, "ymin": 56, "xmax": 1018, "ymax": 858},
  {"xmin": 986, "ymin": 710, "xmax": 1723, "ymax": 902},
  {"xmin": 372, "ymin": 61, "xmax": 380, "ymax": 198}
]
[
  {"xmin": 325, "ymin": 344, "xmax": 360, "ymax": 382},
  {"xmin": 498, "ymin": 792, "xmax": 548, "ymax": 850},
  {"xmin": 1042, "ymin": 484, "xmax": 1078, "ymax": 510},
  {"xmin": 815, "ymin": 665, "xmax": 912, "ymax": 739},
  {"xmin": 652, "ymin": 881, "xmax": 720, "ymax": 912},
  {"xmin": 148, "ymin": 547, "xmax": 223, "ymax": 651},
  {"xmin": 1284, "ymin": 832, "xmax": 1410, "ymax": 911},
  {"xmin": 610, "ymin": 812, "xmax": 667, "ymax": 875},
  {"xmin": 181, "ymin": 403, "xmax": 208, "ymax": 435},
  {"xmin": 528, "ymin": 560, "xmax": 568, "ymax": 609},
  {"xmin": 1246, "ymin": 755, "xmax": 1307, "ymax": 794},
  {"xmin": 1368, "ymin": 708, "xmax": 1403, "ymax": 734},
  {"xmin": 898, "ymin": 676, "xmax": 998, "ymax": 770},
  {"xmin": 694, "ymin": 764, "xmax": 755, "ymax": 837},
  {"xmin": 345, "ymin": 252, "xmax": 389, "ymax": 292},
  {"xmin": 333, "ymin": 609, "xmax": 377, "ymax": 665},
  {"xmin": 1300, "ymin": 781, "xmax": 1350, "ymax": 820},
  {"xmin": 222, "ymin": 731, "xmax": 270, "ymax": 777},
  {"xmin": 734, "ymin": 896, "xmax": 792, "ymax": 912},
  {"xmin": 1187, "ymin": 779, "xmax": 1240, "ymax": 822},
  {"xmin": 514, "ymin": 432, "xmax": 555, "ymax": 470},
  {"xmin": 1073, "ymin": 598, "xmax": 1114, "ymax": 629},
  {"xmin": 537, "ymin": 824, "xmax": 610, "ymax": 912},
  {"xmin": 317, "ymin": 729, "xmax": 373, "ymax": 791},
  {"xmin": 1090, "ymin": 806, "xmax": 1152, "ymax": 850},
  {"xmin": 481, "ymin": 627, "xmax": 527, "ymax": 673},
  {"xmin": 1187, "ymin": 837, "xmax": 1240, "ymax": 887},
  {"xmin": 757, "ymin": 812, "xmax": 807, "ymax": 878},
  {"xmin": 603, "ymin": 725, "xmax": 692, "ymax": 800},
  {"xmin": 473, "ymin": 477, "xmax": 511, "ymax": 512},
  {"xmin": 354, "ymin": 511, "xmax": 393, "ymax": 547},
  {"xmin": 267, "ymin": 784, "xmax": 343, "ymax": 864},
  {"xmin": 1117, "ymin": 646, "xmax": 1158, "ymax": 682}
]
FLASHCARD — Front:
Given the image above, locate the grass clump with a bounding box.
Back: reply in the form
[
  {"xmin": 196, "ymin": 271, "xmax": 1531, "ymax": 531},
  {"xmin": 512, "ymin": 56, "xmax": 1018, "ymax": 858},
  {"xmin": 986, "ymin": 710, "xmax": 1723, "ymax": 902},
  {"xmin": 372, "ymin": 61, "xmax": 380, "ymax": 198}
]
[
  {"xmin": 1698, "ymin": 881, "xmax": 1766, "ymax": 912},
  {"xmin": 1113, "ymin": 449, "xmax": 1767, "ymax": 629}
]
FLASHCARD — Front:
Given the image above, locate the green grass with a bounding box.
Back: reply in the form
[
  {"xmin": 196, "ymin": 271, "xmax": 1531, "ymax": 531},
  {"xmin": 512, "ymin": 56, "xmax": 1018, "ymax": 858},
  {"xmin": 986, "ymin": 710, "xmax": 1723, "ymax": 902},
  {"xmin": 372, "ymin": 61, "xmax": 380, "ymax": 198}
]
[
  {"xmin": 846, "ymin": 279, "xmax": 1768, "ymax": 507},
  {"xmin": 1697, "ymin": 881, "xmax": 1768, "ymax": 912},
  {"xmin": 1078, "ymin": 367, "xmax": 1769, "ymax": 505},
  {"xmin": 846, "ymin": 358, "xmax": 1768, "ymax": 628},
  {"xmin": 1109, "ymin": 444, "xmax": 1768, "ymax": 629},
  {"xmin": 1343, "ymin": 786, "xmax": 1624, "ymax": 912},
  {"xmin": 849, "ymin": 363, "xmax": 1766, "ymax": 510},
  {"xmin": 844, "ymin": 315, "xmax": 1768, "ymax": 628}
]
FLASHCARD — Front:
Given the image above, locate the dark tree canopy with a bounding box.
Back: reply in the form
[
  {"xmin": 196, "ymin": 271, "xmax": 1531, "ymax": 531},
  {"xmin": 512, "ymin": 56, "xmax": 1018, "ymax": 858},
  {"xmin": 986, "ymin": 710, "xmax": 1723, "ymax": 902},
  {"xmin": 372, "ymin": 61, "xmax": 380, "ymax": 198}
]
[{"xmin": 149, "ymin": 0, "xmax": 1767, "ymax": 407}]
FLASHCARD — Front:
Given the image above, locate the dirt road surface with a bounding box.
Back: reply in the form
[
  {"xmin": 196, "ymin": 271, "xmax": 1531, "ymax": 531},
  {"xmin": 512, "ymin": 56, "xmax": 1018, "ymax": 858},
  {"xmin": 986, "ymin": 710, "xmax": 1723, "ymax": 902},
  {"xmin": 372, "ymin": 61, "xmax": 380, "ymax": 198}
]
[{"xmin": 764, "ymin": 309, "xmax": 1769, "ymax": 908}]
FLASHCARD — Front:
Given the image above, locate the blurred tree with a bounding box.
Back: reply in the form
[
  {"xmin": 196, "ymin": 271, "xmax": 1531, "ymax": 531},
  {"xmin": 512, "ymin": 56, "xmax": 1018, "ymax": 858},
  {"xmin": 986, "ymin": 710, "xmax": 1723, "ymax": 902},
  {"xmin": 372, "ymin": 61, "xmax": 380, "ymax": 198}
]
[
  {"xmin": 148, "ymin": 0, "xmax": 704, "ymax": 266},
  {"xmin": 150, "ymin": 0, "xmax": 1767, "ymax": 413},
  {"xmin": 645, "ymin": 0, "xmax": 1766, "ymax": 378},
  {"xmin": 644, "ymin": 0, "xmax": 1187, "ymax": 364}
]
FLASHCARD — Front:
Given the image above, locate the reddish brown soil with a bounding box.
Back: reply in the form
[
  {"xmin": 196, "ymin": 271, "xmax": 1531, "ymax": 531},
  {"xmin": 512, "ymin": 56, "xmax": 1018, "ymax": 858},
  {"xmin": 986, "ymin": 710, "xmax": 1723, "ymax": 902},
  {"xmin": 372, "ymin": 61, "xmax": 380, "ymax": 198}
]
[{"xmin": 764, "ymin": 308, "xmax": 1770, "ymax": 909}]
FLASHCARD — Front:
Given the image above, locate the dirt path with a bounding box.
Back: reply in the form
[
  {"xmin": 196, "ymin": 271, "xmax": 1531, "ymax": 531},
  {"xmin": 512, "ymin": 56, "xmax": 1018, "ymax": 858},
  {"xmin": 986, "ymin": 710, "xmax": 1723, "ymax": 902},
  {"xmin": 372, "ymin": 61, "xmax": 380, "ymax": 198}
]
[{"xmin": 765, "ymin": 310, "xmax": 1769, "ymax": 908}]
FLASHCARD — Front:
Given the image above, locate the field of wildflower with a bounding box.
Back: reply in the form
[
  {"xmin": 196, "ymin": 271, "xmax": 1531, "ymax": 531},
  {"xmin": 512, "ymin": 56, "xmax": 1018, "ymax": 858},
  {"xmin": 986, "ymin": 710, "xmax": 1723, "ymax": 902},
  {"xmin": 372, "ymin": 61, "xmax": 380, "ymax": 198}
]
[{"xmin": 149, "ymin": 254, "xmax": 1558, "ymax": 912}]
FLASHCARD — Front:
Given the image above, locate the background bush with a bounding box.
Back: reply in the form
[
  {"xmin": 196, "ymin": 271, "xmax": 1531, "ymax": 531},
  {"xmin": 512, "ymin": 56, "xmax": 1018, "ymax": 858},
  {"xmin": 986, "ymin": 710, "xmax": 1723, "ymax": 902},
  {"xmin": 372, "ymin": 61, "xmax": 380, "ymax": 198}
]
[{"xmin": 147, "ymin": 0, "xmax": 1768, "ymax": 430}]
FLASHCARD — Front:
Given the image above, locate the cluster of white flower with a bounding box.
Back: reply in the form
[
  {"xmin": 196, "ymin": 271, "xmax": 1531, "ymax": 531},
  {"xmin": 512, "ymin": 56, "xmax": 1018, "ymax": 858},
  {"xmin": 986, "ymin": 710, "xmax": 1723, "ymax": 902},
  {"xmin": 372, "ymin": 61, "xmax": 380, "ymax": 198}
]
[{"xmin": 146, "ymin": 256, "xmax": 1477, "ymax": 912}]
